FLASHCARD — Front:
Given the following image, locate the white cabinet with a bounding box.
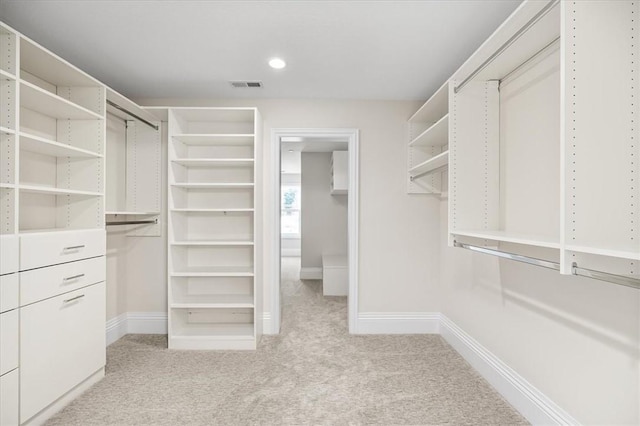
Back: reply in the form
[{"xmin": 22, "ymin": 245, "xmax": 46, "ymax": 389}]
[
  {"xmin": 448, "ymin": 0, "xmax": 639, "ymax": 281},
  {"xmin": 0, "ymin": 369, "xmax": 19, "ymax": 426},
  {"xmin": 20, "ymin": 282, "xmax": 105, "ymax": 423},
  {"xmin": 407, "ymin": 81, "xmax": 449, "ymax": 195},
  {"xmin": 330, "ymin": 151, "xmax": 347, "ymax": 195},
  {"xmin": 0, "ymin": 21, "xmax": 108, "ymax": 425},
  {"xmin": 168, "ymin": 108, "xmax": 262, "ymax": 350}
]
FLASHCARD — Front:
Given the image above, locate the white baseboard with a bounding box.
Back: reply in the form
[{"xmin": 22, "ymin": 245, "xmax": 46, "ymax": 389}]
[
  {"xmin": 105, "ymin": 313, "xmax": 128, "ymax": 346},
  {"xmin": 439, "ymin": 315, "xmax": 578, "ymax": 426},
  {"xmin": 262, "ymin": 312, "xmax": 273, "ymax": 335},
  {"xmin": 356, "ymin": 312, "xmax": 440, "ymax": 334},
  {"xmin": 300, "ymin": 267, "xmax": 322, "ymax": 280},
  {"xmin": 106, "ymin": 312, "xmax": 168, "ymax": 346}
]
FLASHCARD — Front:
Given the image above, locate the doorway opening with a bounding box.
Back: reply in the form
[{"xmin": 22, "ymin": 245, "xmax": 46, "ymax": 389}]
[{"xmin": 271, "ymin": 129, "xmax": 359, "ymax": 334}]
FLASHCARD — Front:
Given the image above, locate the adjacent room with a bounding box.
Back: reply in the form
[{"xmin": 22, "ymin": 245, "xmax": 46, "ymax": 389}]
[{"xmin": 0, "ymin": 1, "xmax": 638, "ymax": 425}]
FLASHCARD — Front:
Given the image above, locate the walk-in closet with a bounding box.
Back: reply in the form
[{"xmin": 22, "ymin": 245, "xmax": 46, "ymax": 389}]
[{"xmin": 0, "ymin": 1, "xmax": 638, "ymax": 425}]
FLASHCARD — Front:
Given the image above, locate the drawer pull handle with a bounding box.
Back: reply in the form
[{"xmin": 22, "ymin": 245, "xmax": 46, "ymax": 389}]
[
  {"xmin": 63, "ymin": 294, "xmax": 85, "ymax": 304},
  {"xmin": 63, "ymin": 274, "xmax": 85, "ymax": 282},
  {"xmin": 63, "ymin": 245, "xmax": 85, "ymax": 251}
]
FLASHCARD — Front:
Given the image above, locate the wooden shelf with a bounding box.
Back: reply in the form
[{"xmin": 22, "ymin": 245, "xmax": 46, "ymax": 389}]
[
  {"xmin": 20, "ymin": 80, "xmax": 103, "ymax": 120},
  {"xmin": 564, "ymin": 244, "xmax": 640, "ymax": 261},
  {"xmin": 408, "ymin": 81, "xmax": 449, "ymax": 124},
  {"xmin": 106, "ymin": 211, "xmax": 160, "ymax": 215},
  {"xmin": 172, "ymin": 158, "xmax": 254, "ymax": 167},
  {"xmin": 171, "ymin": 208, "xmax": 254, "ymax": 213},
  {"xmin": 19, "ymin": 185, "xmax": 101, "ymax": 197},
  {"xmin": 452, "ymin": 230, "xmax": 560, "ymax": 249},
  {"xmin": 409, "ymin": 114, "xmax": 448, "ymax": 147},
  {"xmin": 20, "ymin": 37, "xmax": 101, "ymax": 88},
  {"xmin": 170, "ymin": 323, "xmax": 255, "ymax": 338},
  {"xmin": 0, "ymin": 69, "xmax": 16, "ymax": 81},
  {"xmin": 170, "ymin": 294, "xmax": 254, "ymax": 309},
  {"xmin": 170, "ymin": 266, "xmax": 254, "ymax": 277},
  {"xmin": 172, "ymin": 134, "xmax": 254, "ymax": 145},
  {"xmin": 171, "ymin": 240, "xmax": 254, "ymax": 246},
  {"xmin": 171, "ymin": 183, "xmax": 254, "ymax": 189},
  {"xmin": 409, "ymin": 150, "xmax": 449, "ymax": 178},
  {"xmin": 20, "ymin": 132, "xmax": 102, "ymax": 158}
]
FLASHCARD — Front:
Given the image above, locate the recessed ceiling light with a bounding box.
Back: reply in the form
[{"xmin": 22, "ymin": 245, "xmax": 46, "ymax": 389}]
[
  {"xmin": 288, "ymin": 149, "xmax": 294, "ymax": 153},
  {"xmin": 269, "ymin": 58, "xmax": 286, "ymax": 69}
]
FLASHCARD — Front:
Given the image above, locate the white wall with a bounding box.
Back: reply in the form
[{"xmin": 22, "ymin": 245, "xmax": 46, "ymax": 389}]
[
  {"xmin": 439, "ymin": 201, "xmax": 640, "ymax": 425},
  {"xmin": 300, "ymin": 152, "xmax": 347, "ymax": 269},
  {"xmin": 138, "ymin": 98, "xmax": 440, "ymax": 315}
]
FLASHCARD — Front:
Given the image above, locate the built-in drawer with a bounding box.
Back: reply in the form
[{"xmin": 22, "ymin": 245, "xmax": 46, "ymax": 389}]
[
  {"xmin": 0, "ymin": 368, "xmax": 19, "ymax": 426},
  {"xmin": 0, "ymin": 273, "xmax": 19, "ymax": 313},
  {"xmin": 0, "ymin": 309, "xmax": 19, "ymax": 376},
  {"xmin": 20, "ymin": 282, "xmax": 105, "ymax": 423},
  {"xmin": 20, "ymin": 256, "xmax": 105, "ymax": 306},
  {"xmin": 20, "ymin": 229, "xmax": 105, "ymax": 271},
  {"xmin": 0, "ymin": 235, "xmax": 19, "ymax": 276}
]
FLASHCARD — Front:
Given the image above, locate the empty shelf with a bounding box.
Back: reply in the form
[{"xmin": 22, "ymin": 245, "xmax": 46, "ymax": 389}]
[
  {"xmin": 172, "ymin": 158, "xmax": 254, "ymax": 167},
  {"xmin": 409, "ymin": 150, "xmax": 449, "ymax": 178},
  {"xmin": 171, "ymin": 183, "xmax": 254, "ymax": 189},
  {"xmin": 452, "ymin": 230, "xmax": 560, "ymax": 249},
  {"xmin": 19, "ymin": 185, "xmax": 101, "ymax": 197},
  {"xmin": 20, "ymin": 80, "xmax": 103, "ymax": 120},
  {"xmin": 172, "ymin": 134, "xmax": 254, "ymax": 145},
  {"xmin": 106, "ymin": 211, "xmax": 160, "ymax": 215},
  {"xmin": 171, "ymin": 208, "xmax": 254, "ymax": 213},
  {"xmin": 20, "ymin": 132, "xmax": 102, "ymax": 158},
  {"xmin": 0, "ymin": 126, "xmax": 15, "ymax": 135},
  {"xmin": 170, "ymin": 294, "xmax": 254, "ymax": 309},
  {"xmin": 170, "ymin": 323, "xmax": 255, "ymax": 338},
  {"xmin": 0, "ymin": 69, "xmax": 15, "ymax": 81},
  {"xmin": 171, "ymin": 240, "xmax": 254, "ymax": 246},
  {"xmin": 409, "ymin": 114, "xmax": 448, "ymax": 147},
  {"xmin": 408, "ymin": 81, "xmax": 449, "ymax": 124},
  {"xmin": 564, "ymin": 244, "xmax": 640, "ymax": 261},
  {"xmin": 171, "ymin": 266, "xmax": 254, "ymax": 277}
]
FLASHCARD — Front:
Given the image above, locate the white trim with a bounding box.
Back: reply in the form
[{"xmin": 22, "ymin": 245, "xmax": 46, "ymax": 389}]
[
  {"xmin": 127, "ymin": 312, "xmax": 167, "ymax": 334},
  {"xmin": 356, "ymin": 312, "xmax": 440, "ymax": 334},
  {"xmin": 262, "ymin": 312, "xmax": 273, "ymax": 335},
  {"xmin": 271, "ymin": 128, "xmax": 360, "ymax": 335},
  {"xmin": 300, "ymin": 267, "xmax": 323, "ymax": 280},
  {"xmin": 105, "ymin": 312, "xmax": 168, "ymax": 346},
  {"xmin": 106, "ymin": 312, "xmax": 128, "ymax": 346},
  {"xmin": 439, "ymin": 315, "xmax": 579, "ymax": 426}
]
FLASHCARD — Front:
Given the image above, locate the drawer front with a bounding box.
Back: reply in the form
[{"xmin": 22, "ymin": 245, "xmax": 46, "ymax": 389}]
[
  {"xmin": 20, "ymin": 256, "xmax": 105, "ymax": 306},
  {"xmin": 0, "ymin": 309, "xmax": 19, "ymax": 376},
  {"xmin": 0, "ymin": 273, "xmax": 19, "ymax": 313},
  {"xmin": 20, "ymin": 229, "xmax": 105, "ymax": 271},
  {"xmin": 20, "ymin": 282, "xmax": 105, "ymax": 422},
  {"xmin": 0, "ymin": 369, "xmax": 19, "ymax": 426},
  {"xmin": 0, "ymin": 235, "xmax": 19, "ymax": 276}
]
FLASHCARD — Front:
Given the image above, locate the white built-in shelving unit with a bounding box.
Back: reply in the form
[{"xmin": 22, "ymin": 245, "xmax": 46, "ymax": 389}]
[
  {"xmin": 407, "ymin": 80, "xmax": 449, "ymax": 195},
  {"xmin": 168, "ymin": 108, "xmax": 262, "ymax": 350},
  {"xmin": 0, "ymin": 21, "xmax": 108, "ymax": 425},
  {"xmin": 448, "ymin": 0, "xmax": 639, "ymax": 280}
]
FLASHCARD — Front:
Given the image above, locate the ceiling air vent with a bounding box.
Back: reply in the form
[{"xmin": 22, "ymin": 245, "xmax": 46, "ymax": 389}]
[{"xmin": 230, "ymin": 81, "xmax": 263, "ymax": 88}]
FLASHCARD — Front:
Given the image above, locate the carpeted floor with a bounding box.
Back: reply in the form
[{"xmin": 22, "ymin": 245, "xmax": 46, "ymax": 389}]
[{"xmin": 46, "ymin": 257, "xmax": 527, "ymax": 425}]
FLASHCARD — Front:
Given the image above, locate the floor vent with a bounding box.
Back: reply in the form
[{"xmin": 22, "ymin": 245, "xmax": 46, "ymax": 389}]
[{"xmin": 230, "ymin": 81, "xmax": 263, "ymax": 88}]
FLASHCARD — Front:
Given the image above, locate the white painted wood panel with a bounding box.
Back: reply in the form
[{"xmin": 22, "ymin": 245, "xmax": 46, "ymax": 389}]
[
  {"xmin": 20, "ymin": 282, "xmax": 105, "ymax": 423},
  {"xmin": 0, "ymin": 309, "xmax": 18, "ymax": 375},
  {"xmin": 19, "ymin": 229, "xmax": 105, "ymax": 271},
  {"xmin": 0, "ymin": 273, "xmax": 18, "ymax": 313}
]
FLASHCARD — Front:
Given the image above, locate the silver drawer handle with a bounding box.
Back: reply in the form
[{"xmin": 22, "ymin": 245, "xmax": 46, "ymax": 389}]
[
  {"xmin": 63, "ymin": 274, "xmax": 85, "ymax": 282},
  {"xmin": 63, "ymin": 294, "xmax": 85, "ymax": 303},
  {"xmin": 63, "ymin": 245, "xmax": 85, "ymax": 251}
]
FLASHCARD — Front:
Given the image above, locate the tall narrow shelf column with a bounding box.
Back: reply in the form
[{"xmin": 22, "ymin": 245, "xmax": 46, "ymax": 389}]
[
  {"xmin": 407, "ymin": 80, "xmax": 449, "ymax": 195},
  {"xmin": 168, "ymin": 108, "xmax": 261, "ymax": 350}
]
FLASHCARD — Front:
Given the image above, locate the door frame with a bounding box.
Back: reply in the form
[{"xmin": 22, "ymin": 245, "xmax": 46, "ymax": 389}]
[{"xmin": 270, "ymin": 128, "xmax": 359, "ymax": 334}]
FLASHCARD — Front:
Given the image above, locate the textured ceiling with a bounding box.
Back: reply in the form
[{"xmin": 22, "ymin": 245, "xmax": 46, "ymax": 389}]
[{"xmin": 0, "ymin": 0, "xmax": 522, "ymax": 101}]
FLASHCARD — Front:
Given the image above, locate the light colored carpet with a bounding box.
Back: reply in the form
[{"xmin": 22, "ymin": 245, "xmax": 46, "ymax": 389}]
[{"xmin": 46, "ymin": 257, "xmax": 527, "ymax": 425}]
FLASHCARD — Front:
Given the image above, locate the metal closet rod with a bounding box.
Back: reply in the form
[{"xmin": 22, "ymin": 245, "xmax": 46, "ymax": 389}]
[
  {"xmin": 453, "ymin": 241, "xmax": 640, "ymax": 290},
  {"xmin": 106, "ymin": 100, "xmax": 159, "ymax": 131},
  {"xmin": 453, "ymin": 0, "xmax": 560, "ymax": 94},
  {"xmin": 106, "ymin": 218, "xmax": 158, "ymax": 226}
]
